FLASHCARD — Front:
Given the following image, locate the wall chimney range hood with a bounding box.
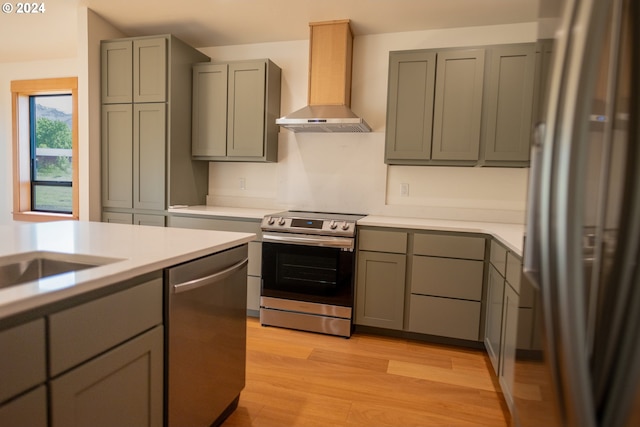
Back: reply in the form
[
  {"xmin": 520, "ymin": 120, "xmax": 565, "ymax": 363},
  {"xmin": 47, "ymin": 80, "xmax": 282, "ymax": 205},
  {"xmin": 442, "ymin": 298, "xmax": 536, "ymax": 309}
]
[{"xmin": 276, "ymin": 20, "xmax": 371, "ymax": 133}]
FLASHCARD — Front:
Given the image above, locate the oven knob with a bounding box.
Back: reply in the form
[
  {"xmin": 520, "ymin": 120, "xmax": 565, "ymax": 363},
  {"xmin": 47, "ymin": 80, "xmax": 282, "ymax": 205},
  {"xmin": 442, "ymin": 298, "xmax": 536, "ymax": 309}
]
[
  {"xmin": 329, "ymin": 220, "xmax": 338, "ymax": 229},
  {"xmin": 278, "ymin": 217, "xmax": 286, "ymax": 226},
  {"xmin": 341, "ymin": 221, "xmax": 350, "ymax": 230},
  {"xmin": 266, "ymin": 216, "xmax": 275, "ymax": 225}
]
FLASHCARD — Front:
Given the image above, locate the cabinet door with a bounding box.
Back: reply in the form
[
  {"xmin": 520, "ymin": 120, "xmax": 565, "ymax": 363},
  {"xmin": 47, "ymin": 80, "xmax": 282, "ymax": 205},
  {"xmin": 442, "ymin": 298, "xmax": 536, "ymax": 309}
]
[
  {"xmin": 385, "ymin": 51, "xmax": 436, "ymax": 161},
  {"xmin": 192, "ymin": 64, "xmax": 228, "ymax": 157},
  {"xmin": 101, "ymin": 40, "xmax": 132, "ymax": 104},
  {"xmin": 0, "ymin": 319, "xmax": 45, "ymax": 403},
  {"xmin": 133, "ymin": 103, "xmax": 166, "ymax": 211},
  {"xmin": 484, "ymin": 44, "xmax": 536, "ymax": 162},
  {"xmin": 227, "ymin": 61, "xmax": 266, "ymax": 157},
  {"xmin": 101, "ymin": 104, "xmax": 133, "ymax": 209},
  {"xmin": 50, "ymin": 326, "xmax": 163, "ymax": 427},
  {"xmin": 484, "ymin": 265, "xmax": 505, "ymax": 374},
  {"xmin": 432, "ymin": 49, "xmax": 485, "ymax": 161},
  {"xmin": 355, "ymin": 251, "xmax": 406, "ymax": 330},
  {"xmin": 499, "ymin": 282, "xmax": 519, "ymax": 411},
  {"xmin": 133, "ymin": 38, "xmax": 167, "ymax": 103}
]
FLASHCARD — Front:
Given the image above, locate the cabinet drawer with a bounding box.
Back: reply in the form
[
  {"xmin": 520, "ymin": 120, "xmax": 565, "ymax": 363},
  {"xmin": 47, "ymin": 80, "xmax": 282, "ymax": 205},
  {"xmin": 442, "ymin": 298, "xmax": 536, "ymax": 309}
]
[
  {"xmin": 490, "ymin": 240, "xmax": 508, "ymax": 275},
  {"xmin": 408, "ymin": 295, "xmax": 481, "ymax": 341},
  {"xmin": 49, "ymin": 278, "xmax": 162, "ymax": 376},
  {"xmin": 413, "ymin": 233, "xmax": 485, "ymax": 260},
  {"xmin": 411, "ymin": 256, "xmax": 483, "ymax": 301},
  {"xmin": 358, "ymin": 229, "xmax": 407, "ymax": 254},
  {"xmin": 0, "ymin": 319, "xmax": 46, "ymax": 403}
]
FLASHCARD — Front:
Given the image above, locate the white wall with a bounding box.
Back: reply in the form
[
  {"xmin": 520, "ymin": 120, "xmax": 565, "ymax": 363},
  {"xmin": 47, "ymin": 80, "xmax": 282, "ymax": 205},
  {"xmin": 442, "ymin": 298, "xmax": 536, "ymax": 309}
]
[
  {"xmin": 0, "ymin": 8, "xmax": 124, "ymax": 226},
  {"xmin": 200, "ymin": 22, "xmax": 536, "ymax": 223}
]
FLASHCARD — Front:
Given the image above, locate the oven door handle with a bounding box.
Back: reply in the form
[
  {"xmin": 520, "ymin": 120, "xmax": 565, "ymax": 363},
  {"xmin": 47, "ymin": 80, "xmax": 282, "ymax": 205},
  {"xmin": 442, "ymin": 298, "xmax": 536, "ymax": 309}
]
[{"xmin": 262, "ymin": 232, "xmax": 355, "ymax": 250}]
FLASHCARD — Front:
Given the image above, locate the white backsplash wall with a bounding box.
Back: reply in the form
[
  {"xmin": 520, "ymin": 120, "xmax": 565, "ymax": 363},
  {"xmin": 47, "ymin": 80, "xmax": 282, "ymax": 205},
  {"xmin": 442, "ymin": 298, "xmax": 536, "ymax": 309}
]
[{"xmin": 202, "ymin": 22, "xmax": 536, "ymax": 224}]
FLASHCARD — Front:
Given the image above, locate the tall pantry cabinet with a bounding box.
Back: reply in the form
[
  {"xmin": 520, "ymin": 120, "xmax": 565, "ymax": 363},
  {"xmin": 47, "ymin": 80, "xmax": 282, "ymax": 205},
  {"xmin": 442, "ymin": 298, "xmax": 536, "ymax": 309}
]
[{"xmin": 101, "ymin": 35, "xmax": 210, "ymax": 226}]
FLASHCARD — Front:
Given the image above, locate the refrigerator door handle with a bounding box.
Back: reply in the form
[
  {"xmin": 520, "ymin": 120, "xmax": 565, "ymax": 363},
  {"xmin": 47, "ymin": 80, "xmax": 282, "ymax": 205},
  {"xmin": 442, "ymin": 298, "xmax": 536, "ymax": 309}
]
[{"xmin": 523, "ymin": 121, "xmax": 546, "ymax": 288}]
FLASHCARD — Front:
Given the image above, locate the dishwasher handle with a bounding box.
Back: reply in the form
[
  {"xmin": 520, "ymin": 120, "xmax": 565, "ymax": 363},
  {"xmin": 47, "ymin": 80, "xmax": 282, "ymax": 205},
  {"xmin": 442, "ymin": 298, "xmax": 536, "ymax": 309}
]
[{"xmin": 172, "ymin": 258, "xmax": 248, "ymax": 294}]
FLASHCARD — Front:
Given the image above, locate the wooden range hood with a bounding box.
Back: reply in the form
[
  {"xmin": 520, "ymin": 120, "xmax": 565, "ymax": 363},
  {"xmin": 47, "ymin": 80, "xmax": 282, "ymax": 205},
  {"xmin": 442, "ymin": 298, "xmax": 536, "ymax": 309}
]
[{"xmin": 276, "ymin": 19, "xmax": 371, "ymax": 133}]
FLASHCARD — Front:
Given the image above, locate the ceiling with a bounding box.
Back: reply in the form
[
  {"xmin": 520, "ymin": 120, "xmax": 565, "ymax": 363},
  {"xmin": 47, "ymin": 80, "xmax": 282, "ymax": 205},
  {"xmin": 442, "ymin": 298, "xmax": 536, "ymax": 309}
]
[{"xmin": 0, "ymin": 0, "xmax": 539, "ymax": 63}]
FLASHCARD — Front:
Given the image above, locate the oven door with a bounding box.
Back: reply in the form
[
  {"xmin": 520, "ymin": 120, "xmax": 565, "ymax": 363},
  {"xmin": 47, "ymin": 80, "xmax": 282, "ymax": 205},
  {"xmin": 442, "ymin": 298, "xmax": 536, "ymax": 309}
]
[{"xmin": 261, "ymin": 233, "xmax": 355, "ymax": 307}]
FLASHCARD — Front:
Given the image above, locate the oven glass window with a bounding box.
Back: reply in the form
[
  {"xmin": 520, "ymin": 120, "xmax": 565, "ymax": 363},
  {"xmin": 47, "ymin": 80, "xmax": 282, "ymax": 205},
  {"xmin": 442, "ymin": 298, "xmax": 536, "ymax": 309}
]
[{"xmin": 262, "ymin": 242, "xmax": 354, "ymax": 307}]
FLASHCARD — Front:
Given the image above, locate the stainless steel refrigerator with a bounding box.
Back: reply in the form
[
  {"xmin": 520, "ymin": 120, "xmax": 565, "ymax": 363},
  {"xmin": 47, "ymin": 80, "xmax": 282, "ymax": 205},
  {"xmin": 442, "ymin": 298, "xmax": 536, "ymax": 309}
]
[{"xmin": 513, "ymin": 0, "xmax": 640, "ymax": 426}]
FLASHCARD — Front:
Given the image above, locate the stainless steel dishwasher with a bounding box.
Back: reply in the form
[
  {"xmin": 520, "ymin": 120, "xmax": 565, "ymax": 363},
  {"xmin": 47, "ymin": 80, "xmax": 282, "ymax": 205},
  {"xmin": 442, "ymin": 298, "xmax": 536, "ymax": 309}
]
[{"xmin": 165, "ymin": 244, "xmax": 248, "ymax": 427}]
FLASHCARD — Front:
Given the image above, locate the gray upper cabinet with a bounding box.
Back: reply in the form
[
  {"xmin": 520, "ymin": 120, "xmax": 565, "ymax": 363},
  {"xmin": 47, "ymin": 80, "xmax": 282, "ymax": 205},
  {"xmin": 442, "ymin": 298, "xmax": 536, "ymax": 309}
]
[
  {"xmin": 385, "ymin": 48, "xmax": 485, "ymax": 165},
  {"xmin": 385, "ymin": 51, "xmax": 436, "ymax": 161},
  {"xmin": 192, "ymin": 64, "xmax": 227, "ymax": 157},
  {"xmin": 102, "ymin": 38, "xmax": 167, "ymax": 104},
  {"xmin": 386, "ymin": 43, "xmax": 538, "ymax": 167},
  {"xmin": 101, "ymin": 40, "xmax": 133, "ymax": 104},
  {"xmin": 101, "ymin": 35, "xmax": 210, "ymax": 223},
  {"xmin": 431, "ymin": 49, "xmax": 485, "ymax": 161},
  {"xmin": 482, "ymin": 44, "xmax": 536, "ymax": 164},
  {"xmin": 133, "ymin": 38, "xmax": 167, "ymax": 103},
  {"xmin": 192, "ymin": 59, "xmax": 281, "ymax": 162}
]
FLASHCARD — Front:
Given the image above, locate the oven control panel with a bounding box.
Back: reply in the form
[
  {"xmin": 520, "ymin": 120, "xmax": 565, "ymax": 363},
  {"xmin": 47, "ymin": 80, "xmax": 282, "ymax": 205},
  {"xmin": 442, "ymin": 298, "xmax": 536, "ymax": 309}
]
[{"xmin": 261, "ymin": 216, "xmax": 357, "ymax": 237}]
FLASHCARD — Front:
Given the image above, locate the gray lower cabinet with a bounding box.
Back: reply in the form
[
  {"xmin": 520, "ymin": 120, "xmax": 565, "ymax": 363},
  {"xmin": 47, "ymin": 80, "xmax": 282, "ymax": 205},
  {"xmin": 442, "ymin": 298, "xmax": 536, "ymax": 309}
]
[
  {"xmin": 50, "ymin": 326, "xmax": 163, "ymax": 427},
  {"xmin": 101, "ymin": 34, "xmax": 210, "ymax": 223},
  {"xmin": 484, "ymin": 241, "xmax": 536, "ymax": 414},
  {"xmin": 0, "ymin": 319, "xmax": 46, "ymax": 427},
  {"xmin": 192, "ymin": 59, "xmax": 281, "ymax": 162},
  {"xmin": 356, "ymin": 251, "xmax": 407, "ymax": 330},
  {"xmin": 356, "ymin": 228, "xmax": 487, "ymax": 342},
  {"xmin": 167, "ymin": 214, "xmax": 263, "ymax": 315},
  {"xmin": 355, "ymin": 229, "xmax": 408, "ymax": 330},
  {"xmin": 0, "ymin": 276, "xmax": 164, "ymax": 427},
  {"xmin": 408, "ymin": 232, "xmax": 486, "ymax": 341},
  {"xmin": 48, "ymin": 278, "xmax": 163, "ymax": 427},
  {"xmin": 0, "ymin": 386, "xmax": 47, "ymax": 427},
  {"xmin": 484, "ymin": 264, "xmax": 505, "ymax": 372}
]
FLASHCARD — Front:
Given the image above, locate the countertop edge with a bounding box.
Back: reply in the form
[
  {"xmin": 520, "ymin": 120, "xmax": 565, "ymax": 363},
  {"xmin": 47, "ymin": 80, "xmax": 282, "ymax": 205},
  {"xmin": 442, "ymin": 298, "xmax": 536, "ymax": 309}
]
[{"xmin": 358, "ymin": 215, "xmax": 525, "ymax": 256}]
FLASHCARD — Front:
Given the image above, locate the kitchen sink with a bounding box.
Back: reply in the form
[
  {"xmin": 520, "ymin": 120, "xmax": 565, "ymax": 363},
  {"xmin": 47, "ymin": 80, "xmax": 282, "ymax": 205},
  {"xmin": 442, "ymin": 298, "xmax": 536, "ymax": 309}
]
[{"xmin": 0, "ymin": 252, "xmax": 120, "ymax": 289}]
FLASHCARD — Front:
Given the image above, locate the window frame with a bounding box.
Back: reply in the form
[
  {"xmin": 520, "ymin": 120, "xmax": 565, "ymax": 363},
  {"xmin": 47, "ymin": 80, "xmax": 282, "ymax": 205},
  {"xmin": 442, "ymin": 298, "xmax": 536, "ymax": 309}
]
[{"xmin": 11, "ymin": 77, "xmax": 79, "ymax": 221}]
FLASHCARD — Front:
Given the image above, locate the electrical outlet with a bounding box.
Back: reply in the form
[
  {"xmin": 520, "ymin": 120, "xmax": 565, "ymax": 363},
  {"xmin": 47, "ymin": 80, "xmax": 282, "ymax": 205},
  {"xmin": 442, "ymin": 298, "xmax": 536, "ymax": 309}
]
[
  {"xmin": 400, "ymin": 183, "xmax": 409, "ymax": 197},
  {"xmin": 239, "ymin": 177, "xmax": 246, "ymax": 190}
]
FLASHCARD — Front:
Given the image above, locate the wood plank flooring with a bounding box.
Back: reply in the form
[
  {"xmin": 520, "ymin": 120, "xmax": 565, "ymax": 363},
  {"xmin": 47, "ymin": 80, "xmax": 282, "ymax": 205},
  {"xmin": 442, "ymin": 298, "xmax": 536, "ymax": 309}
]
[{"xmin": 222, "ymin": 318, "xmax": 511, "ymax": 427}]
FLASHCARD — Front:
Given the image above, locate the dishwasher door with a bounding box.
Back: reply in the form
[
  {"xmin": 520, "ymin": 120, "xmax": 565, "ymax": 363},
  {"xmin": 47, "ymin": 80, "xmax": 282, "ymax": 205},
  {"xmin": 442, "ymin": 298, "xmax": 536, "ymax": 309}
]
[{"xmin": 165, "ymin": 244, "xmax": 248, "ymax": 427}]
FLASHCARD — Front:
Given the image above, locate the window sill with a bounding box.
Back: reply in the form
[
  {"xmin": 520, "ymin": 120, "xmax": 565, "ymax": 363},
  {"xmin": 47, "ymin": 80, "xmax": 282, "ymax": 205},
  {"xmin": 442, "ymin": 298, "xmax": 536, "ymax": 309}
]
[{"xmin": 13, "ymin": 211, "xmax": 78, "ymax": 222}]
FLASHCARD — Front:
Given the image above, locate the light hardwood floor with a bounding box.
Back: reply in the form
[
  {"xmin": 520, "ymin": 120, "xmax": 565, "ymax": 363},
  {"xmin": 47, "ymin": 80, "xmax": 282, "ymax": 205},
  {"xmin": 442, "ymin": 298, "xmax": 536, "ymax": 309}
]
[{"xmin": 222, "ymin": 318, "xmax": 511, "ymax": 427}]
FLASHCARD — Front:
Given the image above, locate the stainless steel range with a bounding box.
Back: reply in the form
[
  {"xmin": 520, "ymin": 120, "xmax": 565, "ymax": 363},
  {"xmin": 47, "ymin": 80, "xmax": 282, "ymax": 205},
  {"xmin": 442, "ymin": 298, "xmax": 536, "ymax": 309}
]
[{"xmin": 260, "ymin": 211, "xmax": 364, "ymax": 337}]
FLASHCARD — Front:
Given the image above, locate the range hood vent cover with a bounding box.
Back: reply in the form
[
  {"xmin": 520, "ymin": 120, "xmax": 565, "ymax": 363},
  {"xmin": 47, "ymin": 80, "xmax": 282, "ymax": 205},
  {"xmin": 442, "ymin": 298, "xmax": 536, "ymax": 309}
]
[
  {"xmin": 276, "ymin": 20, "xmax": 371, "ymax": 133},
  {"xmin": 276, "ymin": 105, "xmax": 371, "ymax": 133}
]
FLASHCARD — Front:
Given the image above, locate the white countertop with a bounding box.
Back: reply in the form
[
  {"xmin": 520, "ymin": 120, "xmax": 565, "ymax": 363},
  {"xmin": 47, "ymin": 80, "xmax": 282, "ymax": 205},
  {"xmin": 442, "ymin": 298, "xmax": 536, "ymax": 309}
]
[
  {"xmin": 169, "ymin": 205, "xmax": 282, "ymax": 220},
  {"xmin": 358, "ymin": 215, "xmax": 525, "ymax": 255},
  {"xmin": 168, "ymin": 206, "xmax": 525, "ymax": 255},
  {"xmin": 0, "ymin": 221, "xmax": 255, "ymax": 321}
]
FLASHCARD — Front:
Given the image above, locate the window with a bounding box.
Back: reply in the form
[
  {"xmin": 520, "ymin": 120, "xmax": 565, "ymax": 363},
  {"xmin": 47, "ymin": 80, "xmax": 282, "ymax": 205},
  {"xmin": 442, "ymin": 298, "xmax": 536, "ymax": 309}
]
[{"xmin": 11, "ymin": 78, "xmax": 78, "ymax": 221}]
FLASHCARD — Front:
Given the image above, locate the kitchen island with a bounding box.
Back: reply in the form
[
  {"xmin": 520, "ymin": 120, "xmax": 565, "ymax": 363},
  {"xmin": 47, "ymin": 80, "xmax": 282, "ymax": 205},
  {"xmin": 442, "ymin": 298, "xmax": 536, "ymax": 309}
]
[{"xmin": 0, "ymin": 220, "xmax": 255, "ymax": 427}]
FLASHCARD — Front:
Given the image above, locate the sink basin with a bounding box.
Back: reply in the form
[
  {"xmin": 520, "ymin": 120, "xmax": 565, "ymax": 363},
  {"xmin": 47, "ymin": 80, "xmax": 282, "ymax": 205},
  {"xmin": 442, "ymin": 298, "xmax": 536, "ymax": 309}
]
[{"xmin": 0, "ymin": 252, "xmax": 121, "ymax": 289}]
